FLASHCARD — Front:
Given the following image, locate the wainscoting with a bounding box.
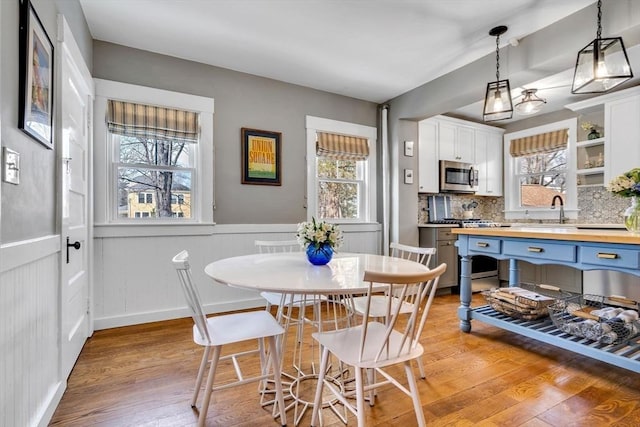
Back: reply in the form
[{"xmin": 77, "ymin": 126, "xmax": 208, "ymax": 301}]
[
  {"xmin": 0, "ymin": 236, "xmax": 64, "ymax": 427},
  {"xmin": 93, "ymin": 223, "xmax": 382, "ymax": 330}
]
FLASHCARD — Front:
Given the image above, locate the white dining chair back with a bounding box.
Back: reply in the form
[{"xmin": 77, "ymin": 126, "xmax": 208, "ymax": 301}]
[
  {"xmin": 254, "ymin": 239, "xmax": 307, "ymax": 310},
  {"xmin": 348, "ymin": 242, "xmax": 437, "ymax": 379},
  {"xmin": 172, "ymin": 250, "xmax": 287, "ymax": 427},
  {"xmin": 173, "ymin": 252, "xmax": 212, "ymax": 344},
  {"xmin": 311, "ymin": 263, "xmax": 447, "ymax": 427},
  {"xmin": 390, "ymin": 241, "xmax": 435, "ymax": 267},
  {"xmin": 255, "ymin": 239, "xmax": 301, "ymax": 254}
]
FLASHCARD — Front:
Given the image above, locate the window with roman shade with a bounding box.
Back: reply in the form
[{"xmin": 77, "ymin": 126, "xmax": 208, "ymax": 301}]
[
  {"xmin": 106, "ymin": 100, "xmax": 200, "ymax": 221},
  {"xmin": 306, "ymin": 116, "xmax": 377, "ymax": 224},
  {"xmin": 503, "ymin": 119, "xmax": 577, "ymax": 220}
]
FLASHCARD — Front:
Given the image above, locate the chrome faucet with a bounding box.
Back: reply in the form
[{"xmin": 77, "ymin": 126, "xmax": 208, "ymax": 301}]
[{"xmin": 551, "ymin": 195, "xmax": 565, "ymax": 224}]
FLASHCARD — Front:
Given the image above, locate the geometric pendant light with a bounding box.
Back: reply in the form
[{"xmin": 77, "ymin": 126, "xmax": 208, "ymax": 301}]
[
  {"xmin": 571, "ymin": 0, "xmax": 633, "ymax": 94},
  {"xmin": 483, "ymin": 25, "xmax": 513, "ymax": 122}
]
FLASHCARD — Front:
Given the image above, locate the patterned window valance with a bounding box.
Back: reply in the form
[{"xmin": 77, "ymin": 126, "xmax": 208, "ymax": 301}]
[
  {"xmin": 509, "ymin": 129, "xmax": 568, "ymax": 157},
  {"xmin": 509, "ymin": 129, "xmax": 569, "ymax": 157},
  {"xmin": 316, "ymin": 132, "xmax": 369, "ymax": 161},
  {"xmin": 107, "ymin": 100, "xmax": 199, "ymax": 142}
]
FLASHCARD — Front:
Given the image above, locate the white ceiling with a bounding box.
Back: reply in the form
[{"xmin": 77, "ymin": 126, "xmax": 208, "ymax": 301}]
[{"xmin": 79, "ymin": 0, "xmax": 608, "ymax": 121}]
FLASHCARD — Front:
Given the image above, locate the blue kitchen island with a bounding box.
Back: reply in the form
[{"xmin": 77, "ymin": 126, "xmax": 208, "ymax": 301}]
[{"xmin": 453, "ymin": 226, "xmax": 640, "ymax": 373}]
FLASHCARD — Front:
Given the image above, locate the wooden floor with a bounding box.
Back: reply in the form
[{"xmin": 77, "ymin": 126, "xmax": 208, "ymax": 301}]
[{"xmin": 50, "ymin": 293, "xmax": 640, "ymax": 426}]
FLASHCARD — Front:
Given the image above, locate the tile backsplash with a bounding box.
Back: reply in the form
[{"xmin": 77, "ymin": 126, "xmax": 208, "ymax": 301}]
[{"xmin": 418, "ymin": 187, "xmax": 630, "ymax": 224}]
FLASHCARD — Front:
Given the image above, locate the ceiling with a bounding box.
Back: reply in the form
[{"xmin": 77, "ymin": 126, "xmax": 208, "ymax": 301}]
[{"xmin": 79, "ymin": 0, "xmax": 629, "ymax": 123}]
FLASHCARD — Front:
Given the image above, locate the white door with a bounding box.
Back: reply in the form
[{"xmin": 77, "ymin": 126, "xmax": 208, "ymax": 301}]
[{"xmin": 57, "ymin": 16, "xmax": 94, "ymax": 379}]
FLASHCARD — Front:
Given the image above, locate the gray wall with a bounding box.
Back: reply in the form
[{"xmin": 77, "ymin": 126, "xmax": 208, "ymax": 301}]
[
  {"xmin": 387, "ymin": 0, "xmax": 640, "ymax": 245},
  {"xmin": 0, "ymin": 0, "xmax": 92, "ymax": 244},
  {"xmin": 92, "ymin": 41, "xmax": 378, "ymax": 224}
]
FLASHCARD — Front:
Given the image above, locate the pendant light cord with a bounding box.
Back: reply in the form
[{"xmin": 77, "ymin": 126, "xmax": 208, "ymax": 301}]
[
  {"xmin": 597, "ymin": 0, "xmax": 602, "ymax": 39},
  {"xmin": 495, "ymin": 33, "xmax": 501, "ymax": 81}
]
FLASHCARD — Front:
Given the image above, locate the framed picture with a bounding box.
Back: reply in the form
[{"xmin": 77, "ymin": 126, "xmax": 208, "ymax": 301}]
[
  {"xmin": 241, "ymin": 128, "xmax": 282, "ymax": 185},
  {"xmin": 18, "ymin": 0, "xmax": 54, "ymax": 149}
]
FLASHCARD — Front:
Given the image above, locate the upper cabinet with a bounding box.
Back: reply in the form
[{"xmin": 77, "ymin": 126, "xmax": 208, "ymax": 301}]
[
  {"xmin": 567, "ymin": 86, "xmax": 640, "ymax": 188},
  {"xmin": 474, "ymin": 129, "xmax": 504, "ymax": 196},
  {"xmin": 418, "ymin": 115, "xmax": 504, "ymax": 195},
  {"xmin": 438, "ymin": 121, "xmax": 475, "ymax": 163},
  {"xmin": 418, "ymin": 119, "xmax": 439, "ymax": 193}
]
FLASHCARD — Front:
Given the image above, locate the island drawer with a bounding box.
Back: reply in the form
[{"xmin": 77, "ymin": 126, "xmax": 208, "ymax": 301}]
[
  {"xmin": 503, "ymin": 240, "xmax": 577, "ymax": 263},
  {"xmin": 581, "ymin": 246, "xmax": 640, "ymax": 269},
  {"xmin": 468, "ymin": 237, "xmax": 501, "ymax": 254}
]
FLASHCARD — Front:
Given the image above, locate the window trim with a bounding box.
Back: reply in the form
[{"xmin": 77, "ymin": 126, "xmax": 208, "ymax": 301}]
[
  {"xmin": 305, "ymin": 116, "xmax": 377, "ymax": 223},
  {"xmin": 503, "ymin": 118, "xmax": 577, "ymax": 221},
  {"xmin": 94, "ymin": 79, "xmax": 214, "ymax": 225}
]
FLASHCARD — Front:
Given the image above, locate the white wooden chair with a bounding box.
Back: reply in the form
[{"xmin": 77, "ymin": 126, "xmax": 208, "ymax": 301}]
[
  {"xmin": 348, "ymin": 242, "xmax": 436, "ymax": 378},
  {"xmin": 311, "ymin": 263, "xmax": 447, "ymax": 427},
  {"xmin": 172, "ymin": 250, "xmax": 287, "ymax": 427},
  {"xmin": 255, "ymin": 239, "xmax": 306, "ymax": 319}
]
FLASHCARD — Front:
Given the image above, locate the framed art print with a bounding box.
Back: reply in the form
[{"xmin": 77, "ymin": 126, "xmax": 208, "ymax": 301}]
[
  {"xmin": 18, "ymin": 0, "xmax": 54, "ymax": 149},
  {"xmin": 241, "ymin": 128, "xmax": 282, "ymax": 185}
]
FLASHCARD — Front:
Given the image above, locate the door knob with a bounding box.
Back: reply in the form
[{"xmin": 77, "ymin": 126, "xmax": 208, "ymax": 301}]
[{"xmin": 66, "ymin": 237, "xmax": 81, "ymax": 264}]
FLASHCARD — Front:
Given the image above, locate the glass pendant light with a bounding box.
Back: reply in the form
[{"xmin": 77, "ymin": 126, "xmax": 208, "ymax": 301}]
[
  {"xmin": 571, "ymin": 0, "xmax": 633, "ymax": 94},
  {"xmin": 514, "ymin": 89, "xmax": 546, "ymax": 115},
  {"xmin": 483, "ymin": 26, "xmax": 513, "ymax": 122}
]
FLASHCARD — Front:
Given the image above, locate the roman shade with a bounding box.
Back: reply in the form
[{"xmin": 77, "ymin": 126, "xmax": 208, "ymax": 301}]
[
  {"xmin": 316, "ymin": 132, "xmax": 369, "ymax": 161},
  {"xmin": 509, "ymin": 129, "xmax": 568, "ymax": 157},
  {"xmin": 107, "ymin": 100, "xmax": 199, "ymax": 142}
]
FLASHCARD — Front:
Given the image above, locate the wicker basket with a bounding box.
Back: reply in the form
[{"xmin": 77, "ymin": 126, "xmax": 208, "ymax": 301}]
[
  {"xmin": 482, "ymin": 283, "xmax": 570, "ymax": 320},
  {"xmin": 548, "ymin": 294, "xmax": 640, "ymax": 345}
]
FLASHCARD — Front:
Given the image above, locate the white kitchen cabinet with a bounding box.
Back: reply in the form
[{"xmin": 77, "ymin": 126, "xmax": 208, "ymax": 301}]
[
  {"xmin": 474, "ymin": 129, "xmax": 504, "ymax": 196},
  {"xmin": 567, "ymin": 85, "xmax": 640, "ymax": 187},
  {"xmin": 438, "ymin": 121, "xmax": 475, "ymax": 163},
  {"xmin": 418, "ymin": 115, "xmax": 503, "ymax": 194},
  {"xmin": 605, "ymin": 94, "xmax": 640, "ymax": 183},
  {"xmin": 418, "ymin": 119, "xmax": 439, "ymax": 193}
]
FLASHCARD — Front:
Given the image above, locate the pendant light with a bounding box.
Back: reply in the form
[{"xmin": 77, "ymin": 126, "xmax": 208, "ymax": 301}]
[
  {"xmin": 571, "ymin": 0, "xmax": 633, "ymax": 94},
  {"xmin": 514, "ymin": 89, "xmax": 546, "ymax": 115},
  {"xmin": 483, "ymin": 26, "xmax": 513, "ymax": 122}
]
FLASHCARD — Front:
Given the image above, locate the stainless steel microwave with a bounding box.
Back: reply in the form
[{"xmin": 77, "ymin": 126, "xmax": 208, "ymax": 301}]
[{"xmin": 439, "ymin": 160, "xmax": 478, "ymax": 193}]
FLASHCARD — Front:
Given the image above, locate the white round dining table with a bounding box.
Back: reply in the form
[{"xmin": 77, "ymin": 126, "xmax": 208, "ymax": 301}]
[{"xmin": 204, "ymin": 252, "xmax": 431, "ymax": 295}]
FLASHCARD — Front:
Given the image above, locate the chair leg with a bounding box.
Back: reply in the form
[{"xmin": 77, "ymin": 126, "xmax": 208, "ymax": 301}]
[
  {"xmin": 192, "ymin": 346, "xmax": 211, "ymax": 407},
  {"xmin": 404, "ymin": 361, "xmax": 426, "ymax": 427},
  {"xmin": 416, "ymin": 356, "xmax": 426, "ymax": 379},
  {"xmin": 355, "ymin": 367, "xmax": 365, "ymax": 427},
  {"xmin": 198, "ymin": 346, "xmax": 221, "ymax": 427},
  {"xmin": 267, "ymin": 335, "xmax": 287, "ymax": 427},
  {"xmin": 310, "ymin": 345, "xmax": 330, "ymax": 427}
]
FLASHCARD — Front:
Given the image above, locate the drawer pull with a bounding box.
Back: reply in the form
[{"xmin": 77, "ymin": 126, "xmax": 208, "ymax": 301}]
[
  {"xmin": 476, "ymin": 242, "xmax": 489, "ymax": 248},
  {"xmin": 527, "ymin": 247, "xmax": 544, "ymax": 253},
  {"xmin": 597, "ymin": 252, "xmax": 618, "ymax": 259}
]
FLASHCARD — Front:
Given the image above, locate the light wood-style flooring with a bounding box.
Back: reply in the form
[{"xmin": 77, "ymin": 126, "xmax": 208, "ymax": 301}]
[{"xmin": 50, "ymin": 293, "xmax": 640, "ymax": 426}]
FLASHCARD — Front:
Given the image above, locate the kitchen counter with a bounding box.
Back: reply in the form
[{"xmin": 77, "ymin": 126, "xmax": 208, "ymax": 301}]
[
  {"xmin": 454, "ymin": 226, "xmax": 640, "ymax": 374},
  {"xmin": 452, "ymin": 226, "xmax": 640, "ymax": 245}
]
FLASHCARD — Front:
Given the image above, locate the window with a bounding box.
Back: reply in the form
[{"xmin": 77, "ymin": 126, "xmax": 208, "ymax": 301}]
[
  {"xmin": 94, "ymin": 79, "xmax": 214, "ymax": 225},
  {"xmin": 306, "ymin": 116, "xmax": 377, "ymax": 223},
  {"xmin": 504, "ymin": 119, "xmax": 577, "ymax": 220},
  {"xmin": 110, "ymin": 100, "xmax": 196, "ymax": 220}
]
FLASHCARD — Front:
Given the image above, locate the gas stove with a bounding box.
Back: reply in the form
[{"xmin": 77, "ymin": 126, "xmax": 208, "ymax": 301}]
[{"xmin": 428, "ymin": 218, "xmax": 504, "ymax": 228}]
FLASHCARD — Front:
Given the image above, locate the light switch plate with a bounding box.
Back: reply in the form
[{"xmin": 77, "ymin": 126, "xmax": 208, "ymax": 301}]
[
  {"xmin": 404, "ymin": 140, "xmax": 414, "ymax": 157},
  {"xmin": 404, "ymin": 168, "xmax": 414, "ymax": 184},
  {"xmin": 3, "ymin": 147, "xmax": 20, "ymax": 185}
]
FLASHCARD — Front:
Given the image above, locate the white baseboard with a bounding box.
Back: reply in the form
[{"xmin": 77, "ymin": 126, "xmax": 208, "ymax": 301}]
[
  {"xmin": 36, "ymin": 380, "xmax": 66, "ymax": 427},
  {"xmin": 93, "ymin": 297, "xmax": 265, "ymax": 330}
]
